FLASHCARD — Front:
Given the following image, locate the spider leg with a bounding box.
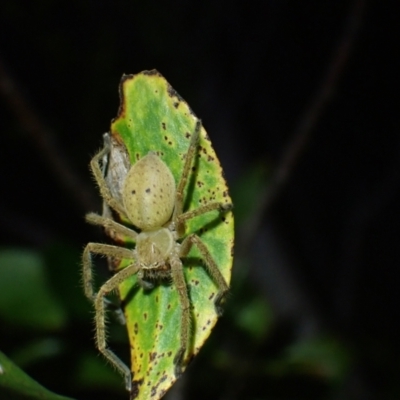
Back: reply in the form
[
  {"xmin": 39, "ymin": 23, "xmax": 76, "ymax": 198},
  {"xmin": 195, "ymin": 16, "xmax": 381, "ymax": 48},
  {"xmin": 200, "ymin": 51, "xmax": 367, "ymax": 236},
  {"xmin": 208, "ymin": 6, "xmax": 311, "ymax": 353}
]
[
  {"xmin": 180, "ymin": 234, "xmax": 229, "ymax": 315},
  {"xmin": 177, "ymin": 202, "xmax": 232, "ymax": 227},
  {"xmin": 82, "ymin": 242, "xmax": 135, "ymax": 301},
  {"xmin": 85, "ymin": 212, "xmax": 138, "ymax": 242},
  {"xmin": 94, "ymin": 263, "xmax": 141, "ymax": 392},
  {"xmin": 173, "ymin": 119, "xmax": 202, "ymax": 221},
  {"xmin": 170, "ymin": 254, "xmax": 191, "ymax": 377},
  {"xmin": 90, "ymin": 142, "xmax": 128, "ymax": 218}
]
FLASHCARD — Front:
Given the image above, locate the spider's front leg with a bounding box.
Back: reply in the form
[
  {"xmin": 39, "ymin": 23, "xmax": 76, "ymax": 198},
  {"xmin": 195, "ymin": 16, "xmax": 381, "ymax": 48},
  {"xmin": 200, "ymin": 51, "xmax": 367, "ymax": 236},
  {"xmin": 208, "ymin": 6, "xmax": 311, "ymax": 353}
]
[
  {"xmin": 86, "ymin": 212, "xmax": 139, "ymax": 243},
  {"xmin": 180, "ymin": 234, "xmax": 229, "ymax": 315},
  {"xmin": 82, "ymin": 242, "xmax": 134, "ymax": 301},
  {"xmin": 82, "ymin": 213, "xmax": 138, "ymax": 299},
  {"xmin": 82, "ymin": 241, "xmax": 140, "ymax": 392},
  {"xmin": 94, "ymin": 262, "xmax": 141, "ymax": 392}
]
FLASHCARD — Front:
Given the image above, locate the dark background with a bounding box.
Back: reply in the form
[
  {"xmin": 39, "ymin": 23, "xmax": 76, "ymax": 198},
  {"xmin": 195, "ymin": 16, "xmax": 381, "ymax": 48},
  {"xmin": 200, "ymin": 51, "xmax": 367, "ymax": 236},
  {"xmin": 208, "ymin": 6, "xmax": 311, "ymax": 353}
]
[{"xmin": 1, "ymin": 1, "xmax": 399, "ymax": 399}]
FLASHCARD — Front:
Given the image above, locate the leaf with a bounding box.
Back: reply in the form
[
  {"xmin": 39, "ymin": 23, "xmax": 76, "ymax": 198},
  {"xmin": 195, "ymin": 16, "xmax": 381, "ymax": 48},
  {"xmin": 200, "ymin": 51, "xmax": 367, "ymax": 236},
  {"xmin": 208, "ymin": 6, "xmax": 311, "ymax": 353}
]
[
  {"xmin": 0, "ymin": 249, "xmax": 67, "ymax": 330},
  {"xmin": 266, "ymin": 336, "xmax": 352, "ymax": 383},
  {"xmin": 108, "ymin": 70, "xmax": 234, "ymax": 398},
  {"xmin": 0, "ymin": 350, "xmax": 75, "ymax": 400}
]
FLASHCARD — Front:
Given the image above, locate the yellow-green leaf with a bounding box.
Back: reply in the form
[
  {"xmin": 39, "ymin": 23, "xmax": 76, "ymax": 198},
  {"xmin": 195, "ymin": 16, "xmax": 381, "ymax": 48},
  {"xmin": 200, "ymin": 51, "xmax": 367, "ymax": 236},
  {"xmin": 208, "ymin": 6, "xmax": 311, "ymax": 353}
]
[{"xmin": 105, "ymin": 70, "xmax": 234, "ymax": 399}]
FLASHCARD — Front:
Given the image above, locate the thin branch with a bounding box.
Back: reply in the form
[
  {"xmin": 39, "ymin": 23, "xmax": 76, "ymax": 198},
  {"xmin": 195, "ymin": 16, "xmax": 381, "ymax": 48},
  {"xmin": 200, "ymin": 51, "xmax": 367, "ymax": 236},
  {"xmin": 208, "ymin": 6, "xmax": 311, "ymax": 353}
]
[
  {"xmin": 239, "ymin": 0, "xmax": 366, "ymax": 252},
  {"xmin": 0, "ymin": 58, "xmax": 97, "ymax": 212}
]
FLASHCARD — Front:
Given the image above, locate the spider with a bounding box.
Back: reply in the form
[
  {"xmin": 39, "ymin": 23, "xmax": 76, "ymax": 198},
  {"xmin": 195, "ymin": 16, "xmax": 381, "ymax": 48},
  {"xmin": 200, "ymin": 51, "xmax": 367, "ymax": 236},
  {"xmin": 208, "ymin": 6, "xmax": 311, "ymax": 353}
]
[{"xmin": 82, "ymin": 120, "xmax": 232, "ymax": 392}]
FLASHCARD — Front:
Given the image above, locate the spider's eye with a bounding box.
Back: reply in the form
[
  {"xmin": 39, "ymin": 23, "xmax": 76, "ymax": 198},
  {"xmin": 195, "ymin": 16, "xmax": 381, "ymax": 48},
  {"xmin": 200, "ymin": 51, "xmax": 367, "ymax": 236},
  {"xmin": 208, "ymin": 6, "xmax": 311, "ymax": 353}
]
[{"xmin": 123, "ymin": 153, "xmax": 176, "ymax": 231}]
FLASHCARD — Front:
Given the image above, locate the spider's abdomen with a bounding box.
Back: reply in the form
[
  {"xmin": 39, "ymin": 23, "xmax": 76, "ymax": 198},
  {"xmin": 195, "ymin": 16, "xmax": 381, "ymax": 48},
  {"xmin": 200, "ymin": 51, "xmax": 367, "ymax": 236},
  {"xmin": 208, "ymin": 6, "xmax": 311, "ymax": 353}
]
[{"xmin": 122, "ymin": 153, "xmax": 176, "ymax": 231}]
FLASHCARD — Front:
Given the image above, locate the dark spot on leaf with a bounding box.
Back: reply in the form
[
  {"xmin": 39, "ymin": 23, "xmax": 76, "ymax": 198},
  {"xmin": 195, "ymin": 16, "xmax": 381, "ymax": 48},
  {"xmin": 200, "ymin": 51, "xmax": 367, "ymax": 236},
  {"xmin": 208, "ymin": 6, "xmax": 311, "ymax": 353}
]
[
  {"xmin": 167, "ymin": 351, "xmax": 172, "ymax": 357},
  {"xmin": 143, "ymin": 312, "xmax": 148, "ymax": 320},
  {"xmin": 221, "ymin": 216, "xmax": 226, "ymax": 222},
  {"xmin": 185, "ymin": 132, "xmax": 191, "ymax": 139},
  {"xmin": 173, "ymin": 102, "xmax": 179, "ymax": 108},
  {"xmin": 130, "ymin": 379, "xmax": 143, "ymax": 399},
  {"xmin": 143, "ymin": 69, "xmax": 160, "ymax": 76},
  {"xmin": 162, "ymin": 122, "xmax": 166, "ymax": 130},
  {"xmin": 209, "ymin": 292, "xmax": 215, "ymax": 300},
  {"xmin": 207, "ymin": 319, "xmax": 211, "ymax": 325},
  {"xmin": 168, "ymin": 141, "xmax": 172, "ymax": 145},
  {"xmin": 150, "ymin": 352, "xmax": 157, "ymax": 361},
  {"xmin": 131, "ymin": 190, "xmax": 136, "ymax": 195},
  {"xmin": 191, "ymin": 166, "xmax": 196, "ymax": 172},
  {"xmin": 167, "ymin": 85, "xmax": 178, "ymax": 98},
  {"xmin": 140, "ymin": 352, "xmax": 143, "ymax": 358},
  {"xmin": 167, "ymin": 304, "xmax": 171, "ymax": 310},
  {"xmin": 207, "ymin": 155, "xmax": 215, "ymax": 162},
  {"xmin": 145, "ymin": 188, "xmax": 151, "ymax": 193},
  {"xmin": 134, "ymin": 322, "xmax": 139, "ymax": 335},
  {"xmin": 156, "ymin": 295, "xmax": 159, "ymax": 303}
]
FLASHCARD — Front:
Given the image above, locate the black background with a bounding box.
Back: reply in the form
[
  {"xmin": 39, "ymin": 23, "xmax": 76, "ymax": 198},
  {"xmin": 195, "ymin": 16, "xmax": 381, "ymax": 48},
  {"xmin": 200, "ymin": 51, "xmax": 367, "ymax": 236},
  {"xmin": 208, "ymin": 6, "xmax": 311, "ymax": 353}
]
[{"xmin": 1, "ymin": 1, "xmax": 399, "ymax": 399}]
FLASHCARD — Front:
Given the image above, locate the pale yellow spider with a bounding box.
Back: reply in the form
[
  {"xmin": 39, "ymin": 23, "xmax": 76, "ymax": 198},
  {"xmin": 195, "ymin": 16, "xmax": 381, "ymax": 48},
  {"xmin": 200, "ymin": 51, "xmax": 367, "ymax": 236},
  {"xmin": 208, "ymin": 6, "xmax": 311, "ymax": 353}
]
[{"xmin": 82, "ymin": 120, "xmax": 232, "ymax": 392}]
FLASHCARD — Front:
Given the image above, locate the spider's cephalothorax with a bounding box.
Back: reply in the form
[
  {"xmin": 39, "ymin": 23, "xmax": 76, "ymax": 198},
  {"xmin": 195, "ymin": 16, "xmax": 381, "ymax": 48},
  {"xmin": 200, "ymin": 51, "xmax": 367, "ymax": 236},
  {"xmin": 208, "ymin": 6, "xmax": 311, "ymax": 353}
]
[{"xmin": 82, "ymin": 120, "xmax": 232, "ymax": 392}]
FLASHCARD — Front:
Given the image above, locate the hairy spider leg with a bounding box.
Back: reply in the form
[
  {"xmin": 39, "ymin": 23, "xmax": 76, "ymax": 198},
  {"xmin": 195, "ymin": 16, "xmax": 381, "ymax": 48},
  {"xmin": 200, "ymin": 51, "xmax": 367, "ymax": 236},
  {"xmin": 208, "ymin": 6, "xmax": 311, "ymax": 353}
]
[
  {"xmin": 82, "ymin": 242, "xmax": 139, "ymax": 391},
  {"xmin": 169, "ymin": 252, "xmax": 191, "ymax": 378},
  {"xmin": 85, "ymin": 212, "xmax": 139, "ymax": 242},
  {"xmin": 173, "ymin": 120, "xmax": 202, "ymax": 232},
  {"xmin": 171, "ymin": 231, "xmax": 230, "ymax": 377},
  {"xmin": 180, "ymin": 234, "xmax": 229, "ymax": 315},
  {"xmin": 177, "ymin": 202, "xmax": 233, "ymax": 228},
  {"xmin": 95, "ymin": 263, "xmax": 141, "ymax": 392}
]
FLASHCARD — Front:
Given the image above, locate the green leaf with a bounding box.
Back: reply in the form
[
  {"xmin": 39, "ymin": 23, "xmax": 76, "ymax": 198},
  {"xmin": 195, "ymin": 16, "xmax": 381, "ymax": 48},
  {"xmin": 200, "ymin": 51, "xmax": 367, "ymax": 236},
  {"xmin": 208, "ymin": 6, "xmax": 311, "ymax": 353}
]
[
  {"xmin": 74, "ymin": 352, "xmax": 123, "ymax": 390},
  {"xmin": 0, "ymin": 350, "xmax": 75, "ymax": 400},
  {"xmin": 266, "ymin": 336, "xmax": 352, "ymax": 383},
  {"xmin": 234, "ymin": 297, "xmax": 274, "ymax": 341},
  {"xmin": 108, "ymin": 70, "xmax": 234, "ymax": 398},
  {"xmin": 0, "ymin": 249, "xmax": 67, "ymax": 330}
]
